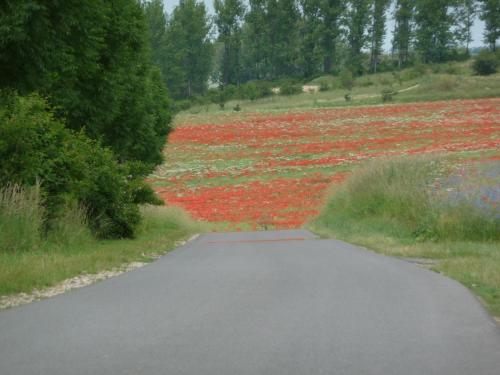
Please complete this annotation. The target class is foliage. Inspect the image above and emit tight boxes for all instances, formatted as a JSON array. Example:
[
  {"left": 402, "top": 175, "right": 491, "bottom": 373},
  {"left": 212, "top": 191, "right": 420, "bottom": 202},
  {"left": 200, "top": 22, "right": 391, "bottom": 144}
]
[
  {"left": 280, "top": 82, "right": 302, "bottom": 96},
  {"left": 472, "top": 50, "right": 499, "bottom": 75},
  {"left": 392, "top": 0, "right": 414, "bottom": 67},
  {"left": 414, "top": 1, "right": 456, "bottom": 63},
  {"left": 160, "top": 0, "right": 213, "bottom": 99},
  {"left": 340, "top": 69, "right": 355, "bottom": 90},
  {"left": 380, "top": 88, "right": 396, "bottom": 102},
  {"left": 0, "top": 93, "right": 156, "bottom": 238},
  {"left": 454, "top": 0, "right": 477, "bottom": 53},
  {"left": 241, "top": 0, "right": 300, "bottom": 80},
  {"left": 0, "top": 0, "right": 172, "bottom": 167},
  {"left": 346, "top": 0, "right": 371, "bottom": 75},
  {"left": 369, "top": 0, "right": 391, "bottom": 73},
  {"left": 479, "top": 0, "right": 500, "bottom": 51},
  {"left": 214, "top": 0, "right": 246, "bottom": 86}
]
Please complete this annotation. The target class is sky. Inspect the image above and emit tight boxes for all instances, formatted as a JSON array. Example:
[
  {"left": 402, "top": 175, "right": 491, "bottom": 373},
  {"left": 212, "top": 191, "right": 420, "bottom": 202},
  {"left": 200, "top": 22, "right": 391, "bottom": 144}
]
[{"left": 162, "top": 0, "right": 486, "bottom": 51}]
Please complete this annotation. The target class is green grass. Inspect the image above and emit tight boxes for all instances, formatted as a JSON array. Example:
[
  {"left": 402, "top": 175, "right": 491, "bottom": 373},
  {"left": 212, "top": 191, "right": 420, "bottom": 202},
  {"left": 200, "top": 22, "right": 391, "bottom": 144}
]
[
  {"left": 184, "top": 60, "right": 500, "bottom": 115},
  {"left": 0, "top": 205, "right": 203, "bottom": 297},
  {"left": 308, "top": 155, "right": 500, "bottom": 317}
]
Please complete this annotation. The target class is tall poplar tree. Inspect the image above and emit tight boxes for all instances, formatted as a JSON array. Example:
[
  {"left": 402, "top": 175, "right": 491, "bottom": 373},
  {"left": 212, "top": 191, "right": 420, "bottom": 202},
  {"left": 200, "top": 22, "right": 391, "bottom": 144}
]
[
  {"left": 268, "top": 0, "right": 301, "bottom": 77},
  {"left": 242, "top": 0, "right": 300, "bottom": 79},
  {"left": 164, "top": 0, "right": 213, "bottom": 98},
  {"left": 142, "top": 0, "right": 168, "bottom": 69},
  {"left": 454, "top": 0, "right": 477, "bottom": 54},
  {"left": 346, "top": 0, "right": 371, "bottom": 74},
  {"left": 479, "top": 0, "right": 500, "bottom": 51},
  {"left": 214, "top": 0, "right": 246, "bottom": 86},
  {"left": 414, "top": 0, "right": 456, "bottom": 62},
  {"left": 298, "top": 0, "right": 322, "bottom": 77},
  {"left": 241, "top": 0, "right": 269, "bottom": 79},
  {"left": 392, "top": 0, "right": 414, "bottom": 67},
  {"left": 369, "top": 0, "right": 391, "bottom": 73},
  {"left": 318, "top": 0, "right": 346, "bottom": 74}
]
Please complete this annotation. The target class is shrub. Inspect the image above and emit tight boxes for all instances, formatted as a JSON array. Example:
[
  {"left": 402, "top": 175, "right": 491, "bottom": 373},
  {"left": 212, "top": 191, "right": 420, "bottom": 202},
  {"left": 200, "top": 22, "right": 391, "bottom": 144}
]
[
  {"left": 472, "top": 51, "right": 498, "bottom": 76},
  {"left": 280, "top": 82, "right": 302, "bottom": 96},
  {"left": 319, "top": 82, "right": 329, "bottom": 92},
  {"left": 340, "top": 69, "right": 355, "bottom": 90},
  {"left": 239, "top": 81, "right": 273, "bottom": 101},
  {"left": 0, "top": 92, "right": 151, "bottom": 238},
  {"left": 381, "top": 88, "right": 396, "bottom": 102}
]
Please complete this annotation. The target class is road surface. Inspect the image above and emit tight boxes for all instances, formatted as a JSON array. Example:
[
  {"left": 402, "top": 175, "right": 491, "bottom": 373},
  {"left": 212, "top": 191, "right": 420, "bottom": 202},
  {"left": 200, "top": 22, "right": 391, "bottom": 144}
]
[{"left": 1, "top": 230, "right": 499, "bottom": 374}]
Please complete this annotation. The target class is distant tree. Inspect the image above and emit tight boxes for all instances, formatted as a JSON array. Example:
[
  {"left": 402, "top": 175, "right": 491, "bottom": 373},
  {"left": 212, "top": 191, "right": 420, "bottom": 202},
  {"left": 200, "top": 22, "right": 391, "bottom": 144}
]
[
  {"left": 242, "top": 0, "right": 300, "bottom": 79},
  {"left": 318, "top": 0, "right": 346, "bottom": 74},
  {"left": 392, "top": 0, "right": 414, "bottom": 67},
  {"left": 268, "top": 0, "right": 301, "bottom": 77},
  {"left": 454, "top": 0, "right": 477, "bottom": 54},
  {"left": 414, "top": 0, "right": 456, "bottom": 63},
  {"left": 214, "top": 0, "right": 246, "bottom": 86},
  {"left": 346, "top": 0, "right": 372, "bottom": 75},
  {"left": 164, "top": 0, "right": 213, "bottom": 98},
  {"left": 298, "top": 0, "right": 322, "bottom": 77},
  {"left": 479, "top": 0, "right": 500, "bottom": 51},
  {"left": 241, "top": 0, "right": 269, "bottom": 80},
  {"left": 142, "top": 0, "right": 168, "bottom": 68},
  {"left": 369, "top": 0, "right": 391, "bottom": 73}
]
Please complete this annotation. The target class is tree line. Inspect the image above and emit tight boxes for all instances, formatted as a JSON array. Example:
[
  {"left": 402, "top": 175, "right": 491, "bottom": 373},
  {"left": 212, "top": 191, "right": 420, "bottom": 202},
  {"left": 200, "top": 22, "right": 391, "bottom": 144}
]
[{"left": 143, "top": 0, "right": 499, "bottom": 99}]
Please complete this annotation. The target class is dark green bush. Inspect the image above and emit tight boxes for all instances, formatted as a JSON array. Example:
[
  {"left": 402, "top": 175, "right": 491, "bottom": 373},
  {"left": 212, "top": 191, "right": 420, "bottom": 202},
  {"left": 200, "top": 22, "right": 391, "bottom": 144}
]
[
  {"left": 280, "top": 82, "right": 302, "bottom": 96},
  {"left": 340, "top": 69, "right": 355, "bottom": 90},
  {"left": 239, "top": 81, "right": 273, "bottom": 100},
  {"left": 472, "top": 51, "right": 498, "bottom": 76},
  {"left": 0, "top": 92, "right": 153, "bottom": 238},
  {"left": 381, "top": 88, "right": 396, "bottom": 102}
]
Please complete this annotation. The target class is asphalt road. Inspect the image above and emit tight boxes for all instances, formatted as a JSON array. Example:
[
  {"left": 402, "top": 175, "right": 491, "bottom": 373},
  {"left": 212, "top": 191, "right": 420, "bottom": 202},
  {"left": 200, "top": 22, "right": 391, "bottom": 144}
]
[{"left": 1, "top": 230, "right": 499, "bottom": 375}]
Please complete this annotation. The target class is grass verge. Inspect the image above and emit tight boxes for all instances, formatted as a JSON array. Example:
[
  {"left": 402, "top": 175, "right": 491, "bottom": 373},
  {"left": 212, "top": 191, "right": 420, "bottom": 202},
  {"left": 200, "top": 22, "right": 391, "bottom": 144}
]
[
  {"left": 308, "top": 155, "right": 500, "bottom": 318},
  {"left": 0, "top": 205, "right": 203, "bottom": 297}
]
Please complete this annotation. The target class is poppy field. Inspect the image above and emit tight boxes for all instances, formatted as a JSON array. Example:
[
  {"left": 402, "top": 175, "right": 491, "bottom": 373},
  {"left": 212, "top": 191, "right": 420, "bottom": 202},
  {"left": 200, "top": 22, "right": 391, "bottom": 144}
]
[{"left": 151, "top": 98, "right": 500, "bottom": 230}]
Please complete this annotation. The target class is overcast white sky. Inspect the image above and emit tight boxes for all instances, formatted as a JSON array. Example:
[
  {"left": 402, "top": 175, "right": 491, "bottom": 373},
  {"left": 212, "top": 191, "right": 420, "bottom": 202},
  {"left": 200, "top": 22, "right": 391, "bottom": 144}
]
[{"left": 162, "top": 0, "right": 486, "bottom": 50}]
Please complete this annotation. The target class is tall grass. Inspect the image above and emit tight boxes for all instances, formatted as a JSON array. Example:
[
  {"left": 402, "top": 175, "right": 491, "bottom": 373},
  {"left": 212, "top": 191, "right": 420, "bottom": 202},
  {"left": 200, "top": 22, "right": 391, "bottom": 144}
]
[
  {"left": 0, "top": 184, "right": 92, "bottom": 253},
  {"left": 0, "top": 184, "right": 44, "bottom": 252},
  {"left": 314, "top": 156, "right": 499, "bottom": 242}
]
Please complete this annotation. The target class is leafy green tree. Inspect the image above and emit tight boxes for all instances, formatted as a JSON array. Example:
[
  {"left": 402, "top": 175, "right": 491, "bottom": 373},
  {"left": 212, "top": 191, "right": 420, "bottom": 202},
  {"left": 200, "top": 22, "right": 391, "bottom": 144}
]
[
  {"left": 454, "top": 0, "right": 477, "bottom": 54},
  {"left": 242, "top": 0, "right": 300, "bottom": 79},
  {"left": 142, "top": 0, "right": 168, "bottom": 68},
  {"left": 241, "top": 0, "right": 270, "bottom": 80},
  {"left": 214, "top": 0, "right": 246, "bottom": 86},
  {"left": 318, "top": 0, "right": 346, "bottom": 74},
  {"left": 392, "top": 0, "right": 414, "bottom": 67},
  {"left": 0, "top": 0, "right": 172, "bottom": 168},
  {"left": 164, "top": 0, "right": 213, "bottom": 98},
  {"left": 479, "top": 0, "right": 500, "bottom": 51},
  {"left": 267, "top": 0, "right": 301, "bottom": 77},
  {"left": 346, "top": 0, "right": 372, "bottom": 75},
  {"left": 298, "top": 0, "right": 323, "bottom": 77},
  {"left": 414, "top": 0, "right": 456, "bottom": 62},
  {"left": 369, "top": 0, "right": 391, "bottom": 73}
]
